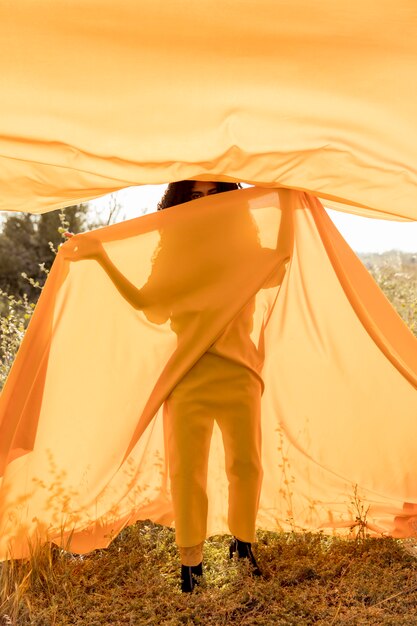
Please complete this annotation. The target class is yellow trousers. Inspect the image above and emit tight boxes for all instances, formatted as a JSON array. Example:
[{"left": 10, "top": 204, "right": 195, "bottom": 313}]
[{"left": 163, "top": 353, "right": 263, "bottom": 565}]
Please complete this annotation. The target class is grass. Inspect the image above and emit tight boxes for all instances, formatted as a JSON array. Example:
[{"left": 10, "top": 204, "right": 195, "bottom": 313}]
[{"left": 1, "top": 522, "right": 417, "bottom": 625}]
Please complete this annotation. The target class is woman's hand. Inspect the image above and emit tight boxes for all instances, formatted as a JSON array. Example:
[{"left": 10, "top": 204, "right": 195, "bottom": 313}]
[
  {"left": 62, "top": 231, "right": 144, "bottom": 310},
  {"left": 61, "top": 232, "right": 104, "bottom": 262}
]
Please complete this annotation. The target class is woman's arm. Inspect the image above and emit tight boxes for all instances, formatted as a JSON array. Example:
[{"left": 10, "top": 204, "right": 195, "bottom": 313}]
[{"left": 62, "top": 234, "right": 144, "bottom": 310}]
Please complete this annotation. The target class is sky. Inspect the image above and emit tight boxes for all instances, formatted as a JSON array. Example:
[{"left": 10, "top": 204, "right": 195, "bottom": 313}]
[{"left": 90, "top": 185, "right": 417, "bottom": 254}]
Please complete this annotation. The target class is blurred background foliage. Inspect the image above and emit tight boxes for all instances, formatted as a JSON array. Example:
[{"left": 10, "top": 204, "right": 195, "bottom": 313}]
[
  {"left": 0, "top": 205, "right": 88, "bottom": 305},
  {"left": 361, "top": 251, "right": 417, "bottom": 336},
  {"left": 0, "top": 203, "right": 88, "bottom": 387}
]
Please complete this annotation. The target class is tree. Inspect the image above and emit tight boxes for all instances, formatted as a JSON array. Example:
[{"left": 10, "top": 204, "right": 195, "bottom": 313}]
[{"left": 0, "top": 204, "right": 88, "bottom": 304}]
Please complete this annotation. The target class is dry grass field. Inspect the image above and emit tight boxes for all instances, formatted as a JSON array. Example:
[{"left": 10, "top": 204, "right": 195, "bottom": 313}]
[{"left": 2, "top": 523, "right": 417, "bottom": 625}]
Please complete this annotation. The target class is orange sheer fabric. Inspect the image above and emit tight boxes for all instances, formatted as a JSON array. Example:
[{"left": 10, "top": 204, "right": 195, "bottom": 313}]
[
  {"left": 1, "top": 0, "right": 417, "bottom": 219},
  {"left": 1, "top": 0, "right": 417, "bottom": 561},
  {"left": 0, "top": 187, "right": 416, "bottom": 560}
]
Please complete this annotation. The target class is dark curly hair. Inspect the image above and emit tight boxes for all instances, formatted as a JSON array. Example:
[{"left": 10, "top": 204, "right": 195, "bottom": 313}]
[{"left": 157, "top": 181, "right": 241, "bottom": 210}]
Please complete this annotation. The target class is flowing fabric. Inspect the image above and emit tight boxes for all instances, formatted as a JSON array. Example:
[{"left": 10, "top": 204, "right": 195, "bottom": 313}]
[
  {"left": 1, "top": 0, "right": 417, "bottom": 219},
  {"left": 1, "top": 0, "right": 417, "bottom": 560},
  {"left": 0, "top": 186, "right": 416, "bottom": 560}
]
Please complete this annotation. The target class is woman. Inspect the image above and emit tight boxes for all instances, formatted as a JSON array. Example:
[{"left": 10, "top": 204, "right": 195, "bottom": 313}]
[
  {"left": 157, "top": 181, "right": 263, "bottom": 592},
  {"left": 66, "top": 180, "right": 265, "bottom": 592}
]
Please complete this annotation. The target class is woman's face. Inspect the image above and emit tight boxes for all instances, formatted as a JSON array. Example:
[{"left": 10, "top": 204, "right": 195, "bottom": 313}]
[{"left": 189, "top": 181, "right": 219, "bottom": 201}]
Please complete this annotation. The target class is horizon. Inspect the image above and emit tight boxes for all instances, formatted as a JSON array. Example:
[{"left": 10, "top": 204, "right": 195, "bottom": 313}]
[
  {"left": 0, "top": 184, "right": 416, "bottom": 254},
  {"left": 90, "top": 185, "right": 417, "bottom": 255}
]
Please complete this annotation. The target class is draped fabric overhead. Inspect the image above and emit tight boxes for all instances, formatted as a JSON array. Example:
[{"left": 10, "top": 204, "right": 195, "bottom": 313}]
[
  {"left": 1, "top": 0, "right": 417, "bottom": 219},
  {"left": 0, "top": 187, "right": 417, "bottom": 560}
]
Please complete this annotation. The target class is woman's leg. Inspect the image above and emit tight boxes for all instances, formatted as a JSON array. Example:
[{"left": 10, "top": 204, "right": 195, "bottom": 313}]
[
  {"left": 215, "top": 368, "right": 263, "bottom": 543},
  {"left": 163, "top": 386, "right": 214, "bottom": 560},
  {"left": 178, "top": 542, "right": 205, "bottom": 567}
]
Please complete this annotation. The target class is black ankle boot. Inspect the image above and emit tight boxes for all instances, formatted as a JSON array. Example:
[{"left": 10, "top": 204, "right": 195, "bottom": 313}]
[
  {"left": 229, "top": 537, "right": 262, "bottom": 576},
  {"left": 181, "top": 562, "right": 203, "bottom": 593}
]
